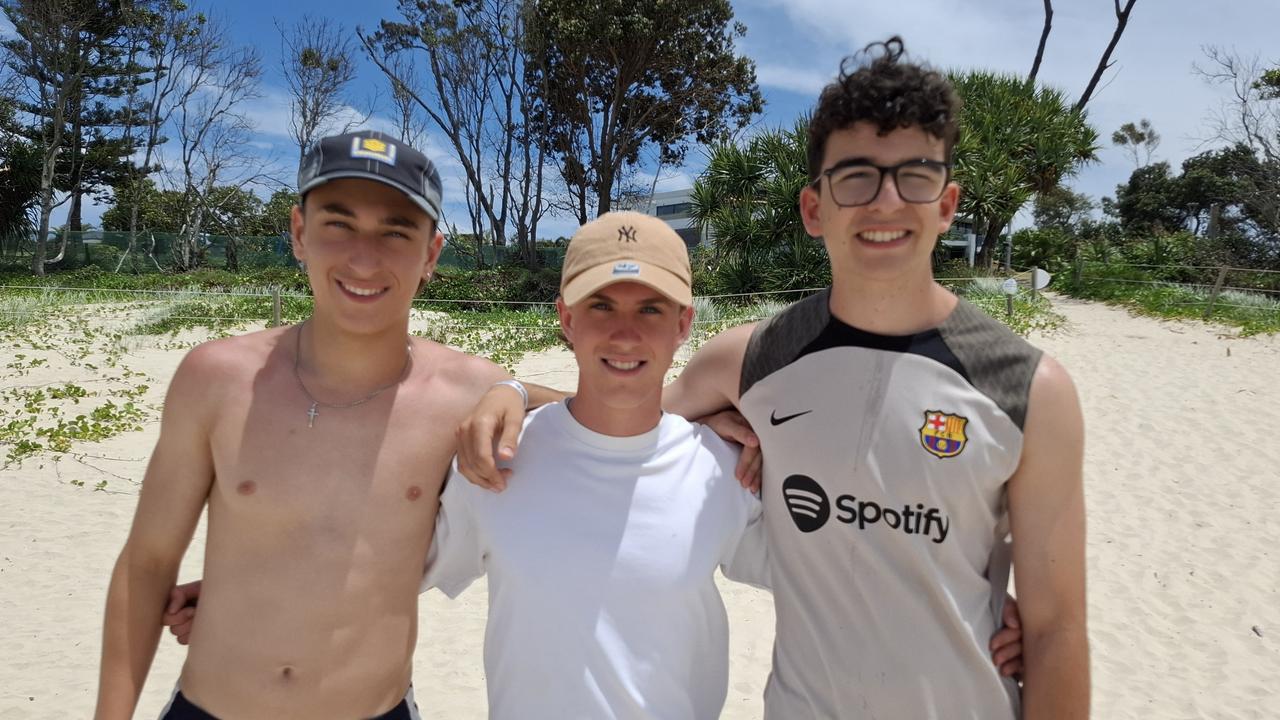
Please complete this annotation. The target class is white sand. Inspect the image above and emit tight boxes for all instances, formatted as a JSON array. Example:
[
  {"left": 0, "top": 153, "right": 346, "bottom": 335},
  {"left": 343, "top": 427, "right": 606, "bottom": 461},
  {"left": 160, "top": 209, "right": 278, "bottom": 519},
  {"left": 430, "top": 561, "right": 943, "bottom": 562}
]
[{"left": 1, "top": 296, "right": 1277, "bottom": 718}]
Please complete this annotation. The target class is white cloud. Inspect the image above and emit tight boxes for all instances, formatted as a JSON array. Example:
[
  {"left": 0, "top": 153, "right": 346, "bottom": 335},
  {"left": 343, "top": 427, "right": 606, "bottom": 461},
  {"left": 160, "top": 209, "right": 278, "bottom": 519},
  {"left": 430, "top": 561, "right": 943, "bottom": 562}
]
[
  {"left": 755, "top": 63, "right": 832, "bottom": 96},
  {"left": 737, "top": 0, "right": 1280, "bottom": 206}
]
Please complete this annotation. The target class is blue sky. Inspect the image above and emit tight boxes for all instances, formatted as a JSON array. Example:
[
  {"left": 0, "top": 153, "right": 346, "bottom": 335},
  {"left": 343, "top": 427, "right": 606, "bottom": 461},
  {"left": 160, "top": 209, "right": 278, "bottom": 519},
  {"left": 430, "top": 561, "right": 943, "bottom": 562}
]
[{"left": 4, "top": 0, "right": 1279, "bottom": 237}]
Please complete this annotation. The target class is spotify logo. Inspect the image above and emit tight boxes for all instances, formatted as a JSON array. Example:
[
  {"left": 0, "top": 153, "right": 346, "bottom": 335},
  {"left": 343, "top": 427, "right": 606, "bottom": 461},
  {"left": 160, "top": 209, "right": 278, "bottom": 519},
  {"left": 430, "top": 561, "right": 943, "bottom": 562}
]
[{"left": 782, "top": 474, "right": 830, "bottom": 533}]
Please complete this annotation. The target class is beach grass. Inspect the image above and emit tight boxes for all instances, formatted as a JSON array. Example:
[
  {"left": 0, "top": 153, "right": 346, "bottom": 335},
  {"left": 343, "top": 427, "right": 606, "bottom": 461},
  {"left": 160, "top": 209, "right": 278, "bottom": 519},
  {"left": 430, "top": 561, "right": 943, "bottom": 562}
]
[{"left": 1063, "top": 271, "right": 1280, "bottom": 336}]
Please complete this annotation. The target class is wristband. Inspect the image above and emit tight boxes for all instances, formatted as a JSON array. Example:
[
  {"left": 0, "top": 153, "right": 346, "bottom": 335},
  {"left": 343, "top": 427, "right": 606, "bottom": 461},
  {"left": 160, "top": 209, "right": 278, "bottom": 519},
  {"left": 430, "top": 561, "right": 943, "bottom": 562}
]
[{"left": 492, "top": 379, "right": 529, "bottom": 410}]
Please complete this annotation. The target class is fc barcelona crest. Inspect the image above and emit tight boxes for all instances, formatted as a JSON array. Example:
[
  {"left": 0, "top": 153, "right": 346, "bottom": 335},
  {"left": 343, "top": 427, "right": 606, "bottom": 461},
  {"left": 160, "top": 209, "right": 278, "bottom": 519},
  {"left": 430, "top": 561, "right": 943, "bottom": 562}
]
[{"left": 920, "top": 410, "right": 968, "bottom": 459}]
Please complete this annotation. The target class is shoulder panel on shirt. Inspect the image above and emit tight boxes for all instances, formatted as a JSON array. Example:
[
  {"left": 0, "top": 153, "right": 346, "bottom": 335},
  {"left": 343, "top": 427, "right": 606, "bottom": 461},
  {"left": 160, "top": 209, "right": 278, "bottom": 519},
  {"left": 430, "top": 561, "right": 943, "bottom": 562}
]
[
  {"left": 937, "top": 297, "right": 1043, "bottom": 430},
  {"left": 739, "top": 289, "right": 832, "bottom": 399}
]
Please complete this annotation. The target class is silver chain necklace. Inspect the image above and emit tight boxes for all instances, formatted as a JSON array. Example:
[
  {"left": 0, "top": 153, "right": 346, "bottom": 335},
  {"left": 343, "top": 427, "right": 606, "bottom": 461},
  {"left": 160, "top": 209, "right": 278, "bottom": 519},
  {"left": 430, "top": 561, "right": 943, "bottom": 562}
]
[{"left": 293, "top": 322, "right": 413, "bottom": 428}]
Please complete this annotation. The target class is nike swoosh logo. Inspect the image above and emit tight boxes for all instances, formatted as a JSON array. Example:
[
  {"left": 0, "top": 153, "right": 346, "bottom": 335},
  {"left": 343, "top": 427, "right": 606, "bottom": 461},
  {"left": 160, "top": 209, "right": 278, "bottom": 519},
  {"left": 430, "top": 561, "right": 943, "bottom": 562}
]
[{"left": 770, "top": 410, "right": 813, "bottom": 426}]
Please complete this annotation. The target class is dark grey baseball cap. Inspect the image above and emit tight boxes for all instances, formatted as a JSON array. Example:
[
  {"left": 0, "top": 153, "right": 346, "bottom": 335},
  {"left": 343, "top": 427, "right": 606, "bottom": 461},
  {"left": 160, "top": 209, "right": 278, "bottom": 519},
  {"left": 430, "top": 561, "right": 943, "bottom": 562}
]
[{"left": 297, "top": 131, "right": 443, "bottom": 223}]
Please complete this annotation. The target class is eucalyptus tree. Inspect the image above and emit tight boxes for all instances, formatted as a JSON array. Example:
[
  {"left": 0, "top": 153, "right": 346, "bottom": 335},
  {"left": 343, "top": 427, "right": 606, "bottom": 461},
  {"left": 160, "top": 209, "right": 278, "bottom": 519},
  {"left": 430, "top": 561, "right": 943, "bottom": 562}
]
[
  {"left": 1195, "top": 47, "right": 1280, "bottom": 243},
  {"left": 526, "top": 0, "right": 762, "bottom": 223},
  {"left": 164, "top": 15, "right": 263, "bottom": 271},
  {"left": 102, "top": 1, "right": 214, "bottom": 271},
  {"left": 278, "top": 16, "right": 362, "bottom": 161},
  {"left": 364, "top": 0, "right": 548, "bottom": 267},
  {"left": 1112, "top": 119, "right": 1160, "bottom": 169}
]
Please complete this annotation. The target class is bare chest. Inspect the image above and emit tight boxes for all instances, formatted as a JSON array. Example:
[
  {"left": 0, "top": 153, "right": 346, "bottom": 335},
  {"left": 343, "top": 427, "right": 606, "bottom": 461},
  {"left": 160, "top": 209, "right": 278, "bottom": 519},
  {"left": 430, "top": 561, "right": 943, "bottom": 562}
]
[{"left": 205, "top": 373, "right": 464, "bottom": 541}]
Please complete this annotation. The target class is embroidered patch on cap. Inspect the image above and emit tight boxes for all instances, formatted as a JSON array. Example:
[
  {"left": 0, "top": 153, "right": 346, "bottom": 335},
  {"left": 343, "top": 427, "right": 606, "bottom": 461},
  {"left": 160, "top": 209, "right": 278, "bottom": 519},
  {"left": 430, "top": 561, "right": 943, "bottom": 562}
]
[
  {"left": 612, "top": 261, "right": 641, "bottom": 276},
  {"left": 350, "top": 137, "right": 397, "bottom": 165}
]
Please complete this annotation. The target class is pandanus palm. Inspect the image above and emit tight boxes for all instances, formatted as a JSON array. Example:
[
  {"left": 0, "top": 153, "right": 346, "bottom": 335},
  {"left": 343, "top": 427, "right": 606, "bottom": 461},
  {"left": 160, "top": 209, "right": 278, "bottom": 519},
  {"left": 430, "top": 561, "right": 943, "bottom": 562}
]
[
  {"left": 949, "top": 71, "right": 1099, "bottom": 266},
  {"left": 691, "top": 118, "right": 828, "bottom": 296}
]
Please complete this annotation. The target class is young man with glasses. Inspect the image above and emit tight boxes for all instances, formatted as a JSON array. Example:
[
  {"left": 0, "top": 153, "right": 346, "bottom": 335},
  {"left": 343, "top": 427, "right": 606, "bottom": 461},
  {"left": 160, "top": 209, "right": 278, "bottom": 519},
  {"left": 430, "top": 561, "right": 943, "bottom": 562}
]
[{"left": 459, "top": 37, "right": 1088, "bottom": 718}]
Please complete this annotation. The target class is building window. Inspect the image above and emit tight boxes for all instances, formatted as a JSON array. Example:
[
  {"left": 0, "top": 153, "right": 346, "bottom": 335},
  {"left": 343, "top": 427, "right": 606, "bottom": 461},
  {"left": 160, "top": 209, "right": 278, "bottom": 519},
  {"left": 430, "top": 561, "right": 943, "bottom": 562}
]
[
  {"left": 676, "top": 227, "right": 701, "bottom": 247},
  {"left": 656, "top": 202, "right": 692, "bottom": 217}
]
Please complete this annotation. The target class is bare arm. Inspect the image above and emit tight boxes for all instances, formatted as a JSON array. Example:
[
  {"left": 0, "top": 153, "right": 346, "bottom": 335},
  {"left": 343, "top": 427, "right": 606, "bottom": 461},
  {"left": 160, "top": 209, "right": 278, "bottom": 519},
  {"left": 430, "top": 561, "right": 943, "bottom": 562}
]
[
  {"left": 456, "top": 321, "right": 755, "bottom": 491},
  {"left": 453, "top": 380, "right": 567, "bottom": 492},
  {"left": 1009, "top": 355, "right": 1090, "bottom": 719},
  {"left": 662, "top": 321, "right": 754, "bottom": 420},
  {"left": 95, "top": 349, "right": 219, "bottom": 719}
]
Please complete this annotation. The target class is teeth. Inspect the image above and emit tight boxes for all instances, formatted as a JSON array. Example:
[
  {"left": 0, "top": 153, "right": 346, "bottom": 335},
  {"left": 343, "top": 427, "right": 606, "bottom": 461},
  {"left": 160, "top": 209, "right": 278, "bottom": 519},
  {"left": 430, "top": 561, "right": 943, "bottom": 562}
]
[
  {"left": 340, "top": 281, "right": 384, "bottom": 297},
  {"left": 861, "top": 230, "right": 909, "bottom": 243},
  {"left": 606, "top": 359, "right": 641, "bottom": 370}
]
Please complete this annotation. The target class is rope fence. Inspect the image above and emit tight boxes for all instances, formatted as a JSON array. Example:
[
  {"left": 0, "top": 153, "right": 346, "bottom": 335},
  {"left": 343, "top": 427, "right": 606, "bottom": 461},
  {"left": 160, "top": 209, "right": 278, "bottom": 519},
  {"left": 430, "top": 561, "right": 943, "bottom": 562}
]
[{"left": 4, "top": 262, "right": 1276, "bottom": 337}]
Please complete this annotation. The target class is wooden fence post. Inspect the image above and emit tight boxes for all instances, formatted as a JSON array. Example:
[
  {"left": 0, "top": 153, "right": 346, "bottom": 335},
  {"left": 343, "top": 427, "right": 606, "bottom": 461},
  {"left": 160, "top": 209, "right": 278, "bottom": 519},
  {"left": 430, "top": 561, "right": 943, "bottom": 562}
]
[
  {"left": 1203, "top": 267, "right": 1229, "bottom": 319},
  {"left": 272, "top": 287, "right": 282, "bottom": 327}
]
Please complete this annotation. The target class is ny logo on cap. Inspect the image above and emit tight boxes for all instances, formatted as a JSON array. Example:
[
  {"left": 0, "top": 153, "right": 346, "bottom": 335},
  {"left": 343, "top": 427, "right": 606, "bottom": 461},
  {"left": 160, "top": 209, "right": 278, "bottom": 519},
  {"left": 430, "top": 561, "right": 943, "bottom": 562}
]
[{"left": 618, "top": 225, "right": 637, "bottom": 243}]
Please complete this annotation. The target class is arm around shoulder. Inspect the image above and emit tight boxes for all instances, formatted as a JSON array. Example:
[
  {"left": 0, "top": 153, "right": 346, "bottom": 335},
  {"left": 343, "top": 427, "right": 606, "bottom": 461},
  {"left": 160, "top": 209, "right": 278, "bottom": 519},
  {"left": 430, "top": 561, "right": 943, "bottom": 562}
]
[
  {"left": 95, "top": 344, "right": 223, "bottom": 719},
  {"left": 663, "top": 321, "right": 756, "bottom": 420},
  {"left": 1008, "top": 355, "right": 1090, "bottom": 720}
]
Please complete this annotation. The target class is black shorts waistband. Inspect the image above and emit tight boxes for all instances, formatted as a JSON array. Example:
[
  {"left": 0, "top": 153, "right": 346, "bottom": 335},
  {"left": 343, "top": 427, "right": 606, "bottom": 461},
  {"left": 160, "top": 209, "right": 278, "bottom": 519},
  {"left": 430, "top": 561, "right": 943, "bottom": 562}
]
[{"left": 160, "top": 687, "right": 419, "bottom": 720}]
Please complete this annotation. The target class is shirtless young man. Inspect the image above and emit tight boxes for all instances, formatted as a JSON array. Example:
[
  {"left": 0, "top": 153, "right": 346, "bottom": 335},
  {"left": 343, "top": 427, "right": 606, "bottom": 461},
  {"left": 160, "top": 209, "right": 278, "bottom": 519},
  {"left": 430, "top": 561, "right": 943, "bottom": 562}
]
[
  {"left": 458, "top": 38, "right": 1089, "bottom": 718},
  {"left": 95, "top": 131, "right": 509, "bottom": 719},
  {"left": 158, "top": 209, "right": 1027, "bottom": 716}
]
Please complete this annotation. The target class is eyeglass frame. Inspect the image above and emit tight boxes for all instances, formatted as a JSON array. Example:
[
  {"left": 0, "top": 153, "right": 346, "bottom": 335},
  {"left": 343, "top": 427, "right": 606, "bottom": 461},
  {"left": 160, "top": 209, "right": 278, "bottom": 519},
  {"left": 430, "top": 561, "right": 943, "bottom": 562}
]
[{"left": 811, "top": 158, "right": 954, "bottom": 207}]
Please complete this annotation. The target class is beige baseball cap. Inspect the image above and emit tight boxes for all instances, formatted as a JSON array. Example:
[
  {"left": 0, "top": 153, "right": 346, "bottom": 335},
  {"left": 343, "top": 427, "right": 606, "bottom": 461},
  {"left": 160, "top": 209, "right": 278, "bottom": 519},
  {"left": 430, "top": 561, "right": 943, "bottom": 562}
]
[{"left": 560, "top": 211, "right": 693, "bottom": 306}]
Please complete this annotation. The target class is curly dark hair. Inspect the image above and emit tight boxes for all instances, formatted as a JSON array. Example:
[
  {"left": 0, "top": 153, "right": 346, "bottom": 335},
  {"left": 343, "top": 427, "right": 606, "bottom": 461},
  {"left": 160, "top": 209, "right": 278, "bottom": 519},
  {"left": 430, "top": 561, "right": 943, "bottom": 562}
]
[{"left": 806, "top": 37, "right": 961, "bottom": 182}]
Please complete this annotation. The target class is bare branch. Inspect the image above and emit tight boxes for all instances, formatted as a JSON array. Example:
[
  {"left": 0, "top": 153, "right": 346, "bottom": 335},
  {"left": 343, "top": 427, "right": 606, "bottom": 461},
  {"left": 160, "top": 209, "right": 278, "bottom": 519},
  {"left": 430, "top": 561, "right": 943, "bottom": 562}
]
[
  {"left": 277, "top": 15, "right": 359, "bottom": 161},
  {"left": 1076, "top": 0, "right": 1138, "bottom": 110},
  {"left": 1027, "top": 0, "right": 1053, "bottom": 86}
]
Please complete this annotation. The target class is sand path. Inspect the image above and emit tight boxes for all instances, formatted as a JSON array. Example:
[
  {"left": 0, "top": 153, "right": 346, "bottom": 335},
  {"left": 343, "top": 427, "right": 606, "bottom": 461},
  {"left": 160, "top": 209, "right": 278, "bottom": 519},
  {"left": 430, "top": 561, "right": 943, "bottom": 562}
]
[{"left": 0, "top": 296, "right": 1276, "bottom": 718}]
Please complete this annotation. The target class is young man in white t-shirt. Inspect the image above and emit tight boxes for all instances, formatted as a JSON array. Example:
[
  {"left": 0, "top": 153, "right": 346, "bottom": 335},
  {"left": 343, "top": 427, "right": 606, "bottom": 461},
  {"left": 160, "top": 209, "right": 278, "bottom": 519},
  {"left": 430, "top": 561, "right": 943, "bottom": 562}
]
[
  {"left": 159, "top": 210, "right": 1025, "bottom": 716},
  {"left": 423, "top": 211, "right": 769, "bottom": 718}
]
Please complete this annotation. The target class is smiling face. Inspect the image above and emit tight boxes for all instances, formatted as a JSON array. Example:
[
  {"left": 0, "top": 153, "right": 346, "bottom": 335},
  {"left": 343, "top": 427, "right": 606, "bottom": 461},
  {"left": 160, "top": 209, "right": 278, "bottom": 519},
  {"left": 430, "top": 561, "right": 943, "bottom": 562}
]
[
  {"left": 291, "top": 178, "right": 442, "bottom": 336},
  {"left": 557, "top": 281, "right": 693, "bottom": 436},
  {"left": 800, "top": 122, "right": 959, "bottom": 284}
]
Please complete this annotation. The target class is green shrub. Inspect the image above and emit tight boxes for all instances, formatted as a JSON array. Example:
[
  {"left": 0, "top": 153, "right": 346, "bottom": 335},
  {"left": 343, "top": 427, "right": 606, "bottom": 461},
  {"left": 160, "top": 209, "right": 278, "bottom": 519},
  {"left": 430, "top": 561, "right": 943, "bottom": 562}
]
[{"left": 1010, "top": 227, "right": 1074, "bottom": 275}]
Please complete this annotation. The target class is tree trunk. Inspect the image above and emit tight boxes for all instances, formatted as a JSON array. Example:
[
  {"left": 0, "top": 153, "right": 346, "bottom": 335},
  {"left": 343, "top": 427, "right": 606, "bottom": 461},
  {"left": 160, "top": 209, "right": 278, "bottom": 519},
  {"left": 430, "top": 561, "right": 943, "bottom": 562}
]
[
  {"left": 118, "top": 202, "right": 141, "bottom": 273},
  {"left": 32, "top": 187, "right": 55, "bottom": 277},
  {"left": 978, "top": 218, "right": 1010, "bottom": 269},
  {"left": 68, "top": 192, "right": 83, "bottom": 233},
  {"left": 595, "top": 161, "right": 615, "bottom": 218},
  {"left": 1076, "top": 0, "right": 1139, "bottom": 110},
  {"left": 1027, "top": 0, "right": 1053, "bottom": 86}
]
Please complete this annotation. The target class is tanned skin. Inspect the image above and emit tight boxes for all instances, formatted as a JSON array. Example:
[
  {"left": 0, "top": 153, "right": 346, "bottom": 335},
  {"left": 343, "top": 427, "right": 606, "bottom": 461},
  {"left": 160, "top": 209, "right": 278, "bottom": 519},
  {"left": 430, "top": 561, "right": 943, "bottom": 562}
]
[{"left": 95, "top": 179, "right": 507, "bottom": 719}]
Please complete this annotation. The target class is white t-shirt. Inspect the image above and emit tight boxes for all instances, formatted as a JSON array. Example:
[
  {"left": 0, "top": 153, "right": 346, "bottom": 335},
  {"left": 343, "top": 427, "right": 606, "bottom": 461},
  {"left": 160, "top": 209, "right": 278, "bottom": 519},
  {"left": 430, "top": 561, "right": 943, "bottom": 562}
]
[{"left": 423, "top": 401, "right": 768, "bottom": 719}]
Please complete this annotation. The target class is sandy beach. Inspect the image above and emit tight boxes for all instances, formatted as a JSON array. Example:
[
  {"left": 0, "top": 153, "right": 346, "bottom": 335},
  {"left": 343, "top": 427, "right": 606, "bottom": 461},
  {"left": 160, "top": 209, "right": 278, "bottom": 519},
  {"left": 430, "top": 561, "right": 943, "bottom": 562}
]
[{"left": 1, "top": 295, "right": 1277, "bottom": 719}]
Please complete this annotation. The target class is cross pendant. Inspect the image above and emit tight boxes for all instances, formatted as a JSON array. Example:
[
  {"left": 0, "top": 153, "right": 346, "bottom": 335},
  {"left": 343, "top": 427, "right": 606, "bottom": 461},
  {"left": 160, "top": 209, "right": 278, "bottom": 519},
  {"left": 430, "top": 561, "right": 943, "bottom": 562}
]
[{"left": 306, "top": 402, "right": 319, "bottom": 428}]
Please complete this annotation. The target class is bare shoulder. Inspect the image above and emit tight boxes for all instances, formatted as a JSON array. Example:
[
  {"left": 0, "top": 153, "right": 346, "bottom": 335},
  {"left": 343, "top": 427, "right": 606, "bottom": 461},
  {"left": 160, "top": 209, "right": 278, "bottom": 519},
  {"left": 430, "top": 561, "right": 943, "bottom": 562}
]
[
  {"left": 1028, "top": 353, "right": 1082, "bottom": 416},
  {"left": 410, "top": 336, "right": 508, "bottom": 399},
  {"left": 168, "top": 326, "right": 291, "bottom": 401},
  {"left": 1018, "top": 352, "right": 1084, "bottom": 471},
  {"left": 666, "top": 320, "right": 758, "bottom": 417},
  {"left": 699, "top": 320, "right": 757, "bottom": 359}
]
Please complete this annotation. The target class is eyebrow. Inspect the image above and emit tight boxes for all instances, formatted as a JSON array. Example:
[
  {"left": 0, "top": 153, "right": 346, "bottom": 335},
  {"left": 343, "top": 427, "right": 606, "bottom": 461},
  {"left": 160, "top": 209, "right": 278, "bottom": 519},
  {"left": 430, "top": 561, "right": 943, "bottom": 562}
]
[
  {"left": 826, "top": 156, "right": 944, "bottom": 172},
  {"left": 319, "top": 202, "right": 356, "bottom": 217},
  {"left": 318, "top": 202, "right": 420, "bottom": 230},
  {"left": 589, "top": 292, "right": 675, "bottom": 307}
]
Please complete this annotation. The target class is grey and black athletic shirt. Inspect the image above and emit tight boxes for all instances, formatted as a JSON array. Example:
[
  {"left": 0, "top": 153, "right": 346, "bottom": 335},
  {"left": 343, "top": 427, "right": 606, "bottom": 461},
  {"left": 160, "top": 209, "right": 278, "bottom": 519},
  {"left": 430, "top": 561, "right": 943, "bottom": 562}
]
[{"left": 738, "top": 289, "right": 1042, "bottom": 720}]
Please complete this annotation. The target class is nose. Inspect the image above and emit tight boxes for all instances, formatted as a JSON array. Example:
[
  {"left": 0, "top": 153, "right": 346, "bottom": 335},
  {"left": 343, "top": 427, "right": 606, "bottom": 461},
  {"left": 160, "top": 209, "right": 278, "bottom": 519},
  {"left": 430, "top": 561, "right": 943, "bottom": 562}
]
[
  {"left": 345, "top": 233, "right": 381, "bottom": 272},
  {"left": 867, "top": 172, "right": 907, "bottom": 210},
  {"left": 608, "top": 314, "right": 643, "bottom": 343}
]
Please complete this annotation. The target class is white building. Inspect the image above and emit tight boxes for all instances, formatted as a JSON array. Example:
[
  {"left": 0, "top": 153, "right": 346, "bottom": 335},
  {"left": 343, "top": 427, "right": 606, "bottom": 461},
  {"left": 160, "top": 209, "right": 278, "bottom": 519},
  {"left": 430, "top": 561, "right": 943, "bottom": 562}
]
[{"left": 635, "top": 188, "right": 704, "bottom": 248}]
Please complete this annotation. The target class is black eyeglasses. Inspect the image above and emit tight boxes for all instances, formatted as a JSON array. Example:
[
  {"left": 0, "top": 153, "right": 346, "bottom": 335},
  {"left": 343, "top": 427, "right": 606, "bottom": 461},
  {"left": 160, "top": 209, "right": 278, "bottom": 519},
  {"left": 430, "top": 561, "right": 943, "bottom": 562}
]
[{"left": 814, "top": 159, "right": 952, "bottom": 207}]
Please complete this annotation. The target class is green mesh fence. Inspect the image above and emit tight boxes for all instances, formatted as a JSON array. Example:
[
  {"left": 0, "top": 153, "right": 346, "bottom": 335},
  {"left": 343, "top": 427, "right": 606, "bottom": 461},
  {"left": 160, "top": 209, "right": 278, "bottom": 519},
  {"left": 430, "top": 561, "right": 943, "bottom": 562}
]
[{"left": 0, "top": 231, "right": 565, "bottom": 273}]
